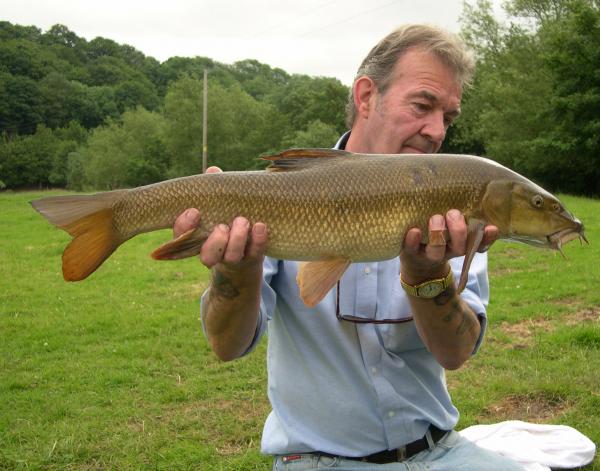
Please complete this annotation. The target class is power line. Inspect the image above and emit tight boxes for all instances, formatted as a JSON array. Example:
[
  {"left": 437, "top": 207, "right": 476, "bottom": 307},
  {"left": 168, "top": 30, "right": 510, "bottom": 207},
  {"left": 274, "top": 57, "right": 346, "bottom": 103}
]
[
  {"left": 248, "top": 0, "right": 342, "bottom": 38},
  {"left": 298, "top": 0, "right": 400, "bottom": 37}
]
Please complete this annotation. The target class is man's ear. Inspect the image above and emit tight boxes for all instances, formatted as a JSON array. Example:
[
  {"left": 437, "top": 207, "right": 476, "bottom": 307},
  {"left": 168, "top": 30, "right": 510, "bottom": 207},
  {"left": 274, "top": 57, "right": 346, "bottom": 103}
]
[{"left": 353, "top": 76, "right": 377, "bottom": 120}]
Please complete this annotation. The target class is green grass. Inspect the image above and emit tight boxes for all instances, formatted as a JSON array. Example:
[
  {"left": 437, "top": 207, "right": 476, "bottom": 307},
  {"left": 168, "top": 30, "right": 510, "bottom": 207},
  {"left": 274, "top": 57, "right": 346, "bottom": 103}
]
[{"left": 1, "top": 191, "right": 598, "bottom": 470}]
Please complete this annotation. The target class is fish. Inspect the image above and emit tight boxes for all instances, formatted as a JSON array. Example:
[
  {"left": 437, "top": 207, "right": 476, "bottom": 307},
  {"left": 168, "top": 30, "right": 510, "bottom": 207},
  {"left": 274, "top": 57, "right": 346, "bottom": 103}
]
[{"left": 31, "top": 148, "right": 587, "bottom": 307}]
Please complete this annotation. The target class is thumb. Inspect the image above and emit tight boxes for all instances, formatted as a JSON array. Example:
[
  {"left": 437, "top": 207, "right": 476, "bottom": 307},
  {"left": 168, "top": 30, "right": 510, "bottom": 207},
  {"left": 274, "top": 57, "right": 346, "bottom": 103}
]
[{"left": 173, "top": 208, "right": 200, "bottom": 238}]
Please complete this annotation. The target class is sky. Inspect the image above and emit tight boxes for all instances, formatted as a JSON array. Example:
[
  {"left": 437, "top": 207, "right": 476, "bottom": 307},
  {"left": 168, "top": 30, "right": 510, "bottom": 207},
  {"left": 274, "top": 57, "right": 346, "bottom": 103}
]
[{"left": 1, "top": 0, "right": 504, "bottom": 86}]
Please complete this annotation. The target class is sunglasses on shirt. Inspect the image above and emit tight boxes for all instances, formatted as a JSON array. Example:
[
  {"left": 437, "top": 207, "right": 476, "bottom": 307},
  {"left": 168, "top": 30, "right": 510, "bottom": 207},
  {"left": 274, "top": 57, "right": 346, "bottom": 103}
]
[{"left": 335, "top": 280, "right": 414, "bottom": 324}]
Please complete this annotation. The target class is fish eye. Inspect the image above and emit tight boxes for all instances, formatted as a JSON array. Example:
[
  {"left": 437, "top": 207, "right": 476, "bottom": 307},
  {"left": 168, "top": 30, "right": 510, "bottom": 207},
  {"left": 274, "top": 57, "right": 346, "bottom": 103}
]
[{"left": 531, "top": 195, "right": 544, "bottom": 208}]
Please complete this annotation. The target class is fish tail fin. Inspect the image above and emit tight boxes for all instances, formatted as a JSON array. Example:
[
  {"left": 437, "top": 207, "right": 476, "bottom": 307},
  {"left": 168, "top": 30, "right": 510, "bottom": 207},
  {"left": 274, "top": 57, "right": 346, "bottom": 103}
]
[{"left": 31, "top": 191, "right": 127, "bottom": 281}]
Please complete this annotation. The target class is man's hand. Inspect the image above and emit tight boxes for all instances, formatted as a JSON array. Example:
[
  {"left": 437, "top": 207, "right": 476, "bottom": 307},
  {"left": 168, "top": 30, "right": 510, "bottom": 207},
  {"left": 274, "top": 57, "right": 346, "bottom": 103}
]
[
  {"left": 401, "top": 209, "right": 499, "bottom": 283},
  {"left": 399, "top": 209, "right": 499, "bottom": 369},
  {"left": 172, "top": 166, "right": 268, "bottom": 361},
  {"left": 172, "top": 166, "right": 268, "bottom": 271}
]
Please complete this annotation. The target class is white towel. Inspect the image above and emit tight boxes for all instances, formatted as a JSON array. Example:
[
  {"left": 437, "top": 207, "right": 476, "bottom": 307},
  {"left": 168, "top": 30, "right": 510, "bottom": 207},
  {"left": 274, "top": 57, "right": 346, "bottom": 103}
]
[{"left": 459, "top": 420, "right": 596, "bottom": 471}]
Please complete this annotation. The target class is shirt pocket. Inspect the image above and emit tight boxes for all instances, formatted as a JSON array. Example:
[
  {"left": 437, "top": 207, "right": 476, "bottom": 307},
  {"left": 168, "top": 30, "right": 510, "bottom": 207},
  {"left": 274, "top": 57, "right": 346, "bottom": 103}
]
[{"left": 378, "top": 283, "right": 426, "bottom": 353}]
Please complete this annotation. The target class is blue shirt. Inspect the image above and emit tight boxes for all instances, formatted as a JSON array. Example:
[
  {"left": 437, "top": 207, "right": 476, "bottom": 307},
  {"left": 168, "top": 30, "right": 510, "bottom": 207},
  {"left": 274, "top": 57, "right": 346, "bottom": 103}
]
[{"left": 201, "top": 133, "right": 490, "bottom": 457}]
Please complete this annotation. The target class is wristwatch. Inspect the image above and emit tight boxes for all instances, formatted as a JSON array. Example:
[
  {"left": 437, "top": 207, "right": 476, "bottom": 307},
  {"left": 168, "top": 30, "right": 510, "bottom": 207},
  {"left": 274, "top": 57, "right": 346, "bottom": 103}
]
[{"left": 400, "top": 268, "right": 454, "bottom": 299}]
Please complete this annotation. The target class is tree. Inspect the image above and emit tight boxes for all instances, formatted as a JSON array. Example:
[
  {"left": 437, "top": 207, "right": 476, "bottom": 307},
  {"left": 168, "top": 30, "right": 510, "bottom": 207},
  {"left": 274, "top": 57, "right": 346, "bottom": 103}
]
[
  {"left": 78, "top": 107, "right": 168, "bottom": 189},
  {"left": 268, "top": 75, "right": 348, "bottom": 135},
  {"left": 459, "top": 0, "right": 600, "bottom": 195},
  {"left": 163, "top": 74, "right": 289, "bottom": 175},
  {"left": 0, "top": 125, "right": 56, "bottom": 187},
  {"left": 536, "top": 0, "right": 600, "bottom": 194},
  {"left": 282, "top": 120, "right": 340, "bottom": 148},
  {"left": 0, "top": 72, "right": 42, "bottom": 136}
]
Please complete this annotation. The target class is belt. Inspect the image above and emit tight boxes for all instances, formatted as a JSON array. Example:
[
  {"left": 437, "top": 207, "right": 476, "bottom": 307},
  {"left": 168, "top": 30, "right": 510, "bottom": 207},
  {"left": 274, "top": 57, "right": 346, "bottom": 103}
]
[{"left": 317, "top": 425, "right": 448, "bottom": 464}]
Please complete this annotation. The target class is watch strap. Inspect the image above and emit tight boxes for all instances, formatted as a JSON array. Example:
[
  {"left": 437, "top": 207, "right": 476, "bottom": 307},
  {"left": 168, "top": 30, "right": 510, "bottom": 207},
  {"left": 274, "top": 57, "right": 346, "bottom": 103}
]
[{"left": 400, "top": 268, "right": 454, "bottom": 298}]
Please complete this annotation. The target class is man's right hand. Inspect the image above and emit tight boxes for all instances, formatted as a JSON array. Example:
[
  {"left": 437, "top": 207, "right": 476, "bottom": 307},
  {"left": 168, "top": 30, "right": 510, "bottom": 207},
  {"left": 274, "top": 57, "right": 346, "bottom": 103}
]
[
  {"left": 172, "top": 166, "right": 268, "bottom": 271},
  {"left": 172, "top": 166, "right": 268, "bottom": 361}
]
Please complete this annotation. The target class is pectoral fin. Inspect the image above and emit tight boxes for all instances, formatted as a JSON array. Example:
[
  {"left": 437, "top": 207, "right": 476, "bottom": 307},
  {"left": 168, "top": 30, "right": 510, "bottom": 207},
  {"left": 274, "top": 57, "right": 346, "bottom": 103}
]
[
  {"left": 296, "top": 258, "right": 351, "bottom": 308},
  {"left": 151, "top": 227, "right": 209, "bottom": 260},
  {"left": 458, "top": 219, "right": 485, "bottom": 293}
]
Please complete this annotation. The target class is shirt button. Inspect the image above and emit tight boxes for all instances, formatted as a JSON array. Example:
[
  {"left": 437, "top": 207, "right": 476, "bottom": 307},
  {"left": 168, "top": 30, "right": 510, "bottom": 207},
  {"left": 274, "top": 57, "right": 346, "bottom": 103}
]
[
  {"left": 364, "top": 266, "right": 371, "bottom": 275},
  {"left": 371, "top": 367, "right": 378, "bottom": 374},
  {"left": 388, "top": 411, "right": 395, "bottom": 418}
]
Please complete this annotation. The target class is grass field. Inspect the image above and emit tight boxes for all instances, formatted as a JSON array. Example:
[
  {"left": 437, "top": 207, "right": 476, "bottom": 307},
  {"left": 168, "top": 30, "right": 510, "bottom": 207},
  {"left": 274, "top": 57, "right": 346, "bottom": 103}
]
[{"left": 1, "top": 190, "right": 598, "bottom": 470}]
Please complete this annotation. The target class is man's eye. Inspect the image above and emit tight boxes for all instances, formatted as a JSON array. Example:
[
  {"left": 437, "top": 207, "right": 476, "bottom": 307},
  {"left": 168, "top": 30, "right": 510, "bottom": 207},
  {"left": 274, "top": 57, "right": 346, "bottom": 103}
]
[{"left": 413, "top": 102, "right": 430, "bottom": 113}]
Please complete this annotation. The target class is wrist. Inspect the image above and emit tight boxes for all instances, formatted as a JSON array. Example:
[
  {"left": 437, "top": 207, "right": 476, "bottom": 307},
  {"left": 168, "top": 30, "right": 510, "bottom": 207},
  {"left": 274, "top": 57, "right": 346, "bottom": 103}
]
[
  {"left": 400, "top": 264, "right": 454, "bottom": 299},
  {"left": 213, "top": 258, "right": 263, "bottom": 278},
  {"left": 400, "top": 262, "right": 451, "bottom": 286}
]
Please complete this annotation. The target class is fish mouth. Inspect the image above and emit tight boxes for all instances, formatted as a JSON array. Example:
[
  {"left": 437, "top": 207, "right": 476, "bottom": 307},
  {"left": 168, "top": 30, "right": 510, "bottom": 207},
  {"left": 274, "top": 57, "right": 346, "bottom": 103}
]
[{"left": 547, "top": 225, "right": 588, "bottom": 253}]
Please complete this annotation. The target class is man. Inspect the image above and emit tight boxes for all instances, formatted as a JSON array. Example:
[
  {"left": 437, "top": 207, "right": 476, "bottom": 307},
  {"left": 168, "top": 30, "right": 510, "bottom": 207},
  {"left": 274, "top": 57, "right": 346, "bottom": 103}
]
[{"left": 175, "top": 24, "right": 525, "bottom": 470}]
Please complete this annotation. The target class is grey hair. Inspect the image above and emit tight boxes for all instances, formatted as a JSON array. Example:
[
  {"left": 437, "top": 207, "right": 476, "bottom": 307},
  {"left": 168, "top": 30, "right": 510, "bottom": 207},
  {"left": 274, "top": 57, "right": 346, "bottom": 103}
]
[{"left": 345, "top": 24, "right": 475, "bottom": 128}]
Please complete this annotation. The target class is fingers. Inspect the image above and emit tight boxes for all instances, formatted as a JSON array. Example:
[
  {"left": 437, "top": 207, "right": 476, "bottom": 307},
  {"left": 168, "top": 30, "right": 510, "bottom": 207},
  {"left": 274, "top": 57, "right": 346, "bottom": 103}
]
[
  {"left": 200, "top": 217, "right": 268, "bottom": 268},
  {"left": 246, "top": 223, "right": 268, "bottom": 260},
  {"left": 425, "top": 214, "right": 447, "bottom": 262},
  {"left": 173, "top": 208, "right": 200, "bottom": 238},
  {"left": 206, "top": 166, "right": 222, "bottom": 174},
  {"left": 401, "top": 211, "right": 468, "bottom": 276},
  {"left": 200, "top": 223, "right": 231, "bottom": 268},
  {"left": 479, "top": 225, "right": 499, "bottom": 253},
  {"left": 403, "top": 227, "right": 423, "bottom": 254},
  {"left": 222, "top": 217, "right": 251, "bottom": 264},
  {"left": 445, "top": 209, "right": 467, "bottom": 257}
]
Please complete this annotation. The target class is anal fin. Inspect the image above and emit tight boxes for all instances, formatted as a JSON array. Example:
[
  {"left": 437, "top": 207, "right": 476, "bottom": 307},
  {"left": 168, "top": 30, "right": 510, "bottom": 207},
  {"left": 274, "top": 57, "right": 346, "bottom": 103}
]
[{"left": 296, "top": 258, "right": 351, "bottom": 308}]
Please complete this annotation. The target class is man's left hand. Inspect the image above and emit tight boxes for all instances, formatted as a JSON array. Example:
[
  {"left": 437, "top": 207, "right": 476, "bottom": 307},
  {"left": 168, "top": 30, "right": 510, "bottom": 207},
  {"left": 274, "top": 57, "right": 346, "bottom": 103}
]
[{"left": 401, "top": 209, "right": 499, "bottom": 283}]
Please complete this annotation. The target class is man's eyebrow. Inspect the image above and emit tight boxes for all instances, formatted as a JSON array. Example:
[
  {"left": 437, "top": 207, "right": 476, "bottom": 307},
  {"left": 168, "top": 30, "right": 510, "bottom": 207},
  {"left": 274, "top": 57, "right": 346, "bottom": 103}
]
[{"left": 411, "top": 90, "right": 461, "bottom": 118}]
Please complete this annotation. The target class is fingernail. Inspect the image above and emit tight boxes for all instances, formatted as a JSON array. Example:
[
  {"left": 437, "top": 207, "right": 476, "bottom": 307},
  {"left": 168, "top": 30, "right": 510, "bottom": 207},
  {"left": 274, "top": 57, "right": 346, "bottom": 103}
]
[
  {"left": 253, "top": 223, "right": 266, "bottom": 235},
  {"left": 431, "top": 214, "right": 445, "bottom": 228},
  {"left": 234, "top": 217, "right": 250, "bottom": 229},
  {"left": 186, "top": 209, "right": 200, "bottom": 225},
  {"left": 447, "top": 209, "right": 461, "bottom": 221},
  {"left": 218, "top": 223, "right": 229, "bottom": 233}
]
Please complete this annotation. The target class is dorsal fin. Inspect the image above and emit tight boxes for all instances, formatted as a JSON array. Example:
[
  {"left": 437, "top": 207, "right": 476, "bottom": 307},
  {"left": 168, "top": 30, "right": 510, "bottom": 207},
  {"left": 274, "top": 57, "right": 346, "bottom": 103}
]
[{"left": 262, "top": 148, "right": 353, "bottom": 172}]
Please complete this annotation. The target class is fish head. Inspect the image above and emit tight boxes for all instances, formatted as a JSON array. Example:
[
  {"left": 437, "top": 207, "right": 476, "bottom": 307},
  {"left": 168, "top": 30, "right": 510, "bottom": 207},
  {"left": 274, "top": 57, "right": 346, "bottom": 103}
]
[{"left": 482, "top": 179, "right": 586, "bottom": 251}]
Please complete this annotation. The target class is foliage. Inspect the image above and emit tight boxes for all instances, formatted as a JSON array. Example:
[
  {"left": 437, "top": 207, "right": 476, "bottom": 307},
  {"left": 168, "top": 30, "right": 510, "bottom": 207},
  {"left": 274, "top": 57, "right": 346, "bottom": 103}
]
[
  {"left": 0, "top": 123, "right": 87, "bottom": 188},
  {"left": 3, "top": 8, "right": 600, "bottom": 195},
  {"left": 0, "top": 21, "right": 349, "bottom": 190},
  {"left": 282, "top": 119, "right": 341, "bottom": 149},
  {"left": 456, "top": 0, "right": 600, "bottom": 195},
  {"left": 78, "top": 107, "right": 167, "bottom": 190}
]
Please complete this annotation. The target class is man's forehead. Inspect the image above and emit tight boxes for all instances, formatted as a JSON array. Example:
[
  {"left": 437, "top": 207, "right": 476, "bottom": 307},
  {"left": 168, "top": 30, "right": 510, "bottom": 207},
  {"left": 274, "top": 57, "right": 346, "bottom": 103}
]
[{"left": 392, "top": 52, "right": 462, "bottom": 89}]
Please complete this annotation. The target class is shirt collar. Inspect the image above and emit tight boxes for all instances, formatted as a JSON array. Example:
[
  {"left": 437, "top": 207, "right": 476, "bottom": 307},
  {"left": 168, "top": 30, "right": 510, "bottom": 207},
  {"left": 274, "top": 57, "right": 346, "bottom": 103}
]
[{"left": 334, "top": 131, "right": 351, "bottom": 150}]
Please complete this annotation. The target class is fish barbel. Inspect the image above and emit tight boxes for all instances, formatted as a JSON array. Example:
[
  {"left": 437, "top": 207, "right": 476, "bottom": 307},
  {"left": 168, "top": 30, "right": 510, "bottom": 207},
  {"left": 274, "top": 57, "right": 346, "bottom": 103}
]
[{"left": 31, "top": 148, "right": 586, "bottom": 307}]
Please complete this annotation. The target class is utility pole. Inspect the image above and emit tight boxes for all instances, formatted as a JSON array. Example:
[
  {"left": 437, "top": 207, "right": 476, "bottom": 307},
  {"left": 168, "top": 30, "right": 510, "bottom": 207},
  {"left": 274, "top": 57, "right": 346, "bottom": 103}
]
[{"left": 202, "top": 69, "right": 208, "bottom": 173}]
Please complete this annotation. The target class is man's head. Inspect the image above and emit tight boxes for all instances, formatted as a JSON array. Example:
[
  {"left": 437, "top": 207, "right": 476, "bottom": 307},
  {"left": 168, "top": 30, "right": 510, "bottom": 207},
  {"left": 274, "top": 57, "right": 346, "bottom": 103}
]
[{"left": 345, "top": 24, "right": 475, "bottom": 155}]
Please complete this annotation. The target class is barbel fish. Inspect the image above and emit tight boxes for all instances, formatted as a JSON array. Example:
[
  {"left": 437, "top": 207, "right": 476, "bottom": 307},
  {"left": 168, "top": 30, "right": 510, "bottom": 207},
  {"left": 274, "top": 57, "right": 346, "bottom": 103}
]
[{"left": 31, "top": 148, "right": 586, "bottom": 307}]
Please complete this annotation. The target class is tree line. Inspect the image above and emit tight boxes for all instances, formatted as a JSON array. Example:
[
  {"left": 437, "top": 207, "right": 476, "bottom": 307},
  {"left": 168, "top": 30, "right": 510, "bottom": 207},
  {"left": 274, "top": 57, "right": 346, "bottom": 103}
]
[
  {"left": 0, "top": 21, "right": 347, "bottom": 190},
  {"left": 1, "top": 0, "right": 599, "bottom": 195}
]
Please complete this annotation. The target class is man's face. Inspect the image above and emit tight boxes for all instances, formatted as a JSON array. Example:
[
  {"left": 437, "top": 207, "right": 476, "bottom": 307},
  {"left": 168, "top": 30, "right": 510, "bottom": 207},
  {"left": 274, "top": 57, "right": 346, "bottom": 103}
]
[{"left": 352, "top": 48, "right": 463, "bottom": 154}]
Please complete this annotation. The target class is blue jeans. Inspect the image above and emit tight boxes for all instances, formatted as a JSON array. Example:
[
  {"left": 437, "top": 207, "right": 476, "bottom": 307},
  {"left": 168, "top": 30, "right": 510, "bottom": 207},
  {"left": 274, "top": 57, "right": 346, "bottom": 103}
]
[{"left": 272, "top": 431, "right": 527, "bottom": 470}]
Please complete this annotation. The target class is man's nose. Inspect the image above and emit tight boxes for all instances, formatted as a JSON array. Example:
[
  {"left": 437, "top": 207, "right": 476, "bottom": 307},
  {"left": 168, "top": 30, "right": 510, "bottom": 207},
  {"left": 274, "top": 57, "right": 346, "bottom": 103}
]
[{"left": 421, "top": 111, "right": 447, "bottom": 147}]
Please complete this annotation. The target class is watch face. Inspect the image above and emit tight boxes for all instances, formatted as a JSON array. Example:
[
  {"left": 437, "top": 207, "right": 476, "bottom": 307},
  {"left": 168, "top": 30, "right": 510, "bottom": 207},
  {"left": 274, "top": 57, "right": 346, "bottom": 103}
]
[{"left": 417, "top": 282, "right": 444, "bottom": 298}]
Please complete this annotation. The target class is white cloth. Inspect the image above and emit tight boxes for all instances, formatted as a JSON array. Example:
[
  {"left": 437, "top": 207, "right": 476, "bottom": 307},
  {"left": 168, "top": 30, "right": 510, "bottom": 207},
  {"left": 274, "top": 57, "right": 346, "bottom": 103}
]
[{"left": 459, "top": 420, "right": 596, "bottom": 471}]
